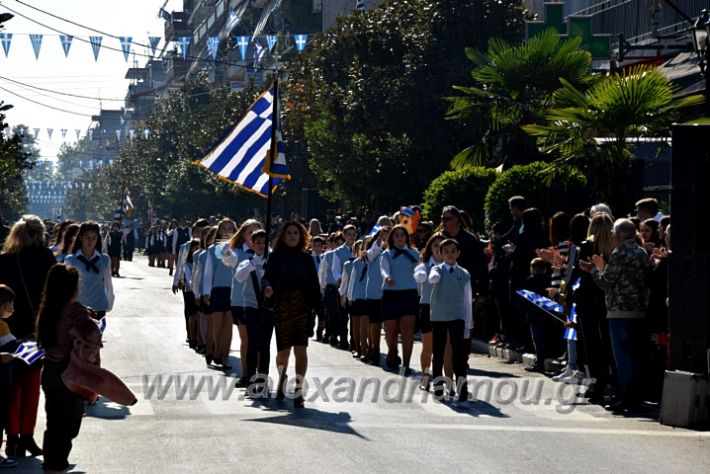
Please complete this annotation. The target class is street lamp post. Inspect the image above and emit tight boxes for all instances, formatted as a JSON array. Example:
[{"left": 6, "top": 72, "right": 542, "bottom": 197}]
[{"left": 691, "top": 9, "right": 710, "bottom": 116}]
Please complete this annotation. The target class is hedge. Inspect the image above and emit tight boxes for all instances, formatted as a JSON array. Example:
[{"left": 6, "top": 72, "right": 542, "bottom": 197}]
[
  {"left": 422, "top": 166, "right": 498, "bottom": 232},
  {"left": 484, "top": 162, "right": 590, "bottom": 229}
]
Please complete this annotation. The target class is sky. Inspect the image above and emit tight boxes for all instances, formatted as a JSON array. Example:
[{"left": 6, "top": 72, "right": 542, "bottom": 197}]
[{"left": 0, "top": 0, "right": 182, "bottom": 162}]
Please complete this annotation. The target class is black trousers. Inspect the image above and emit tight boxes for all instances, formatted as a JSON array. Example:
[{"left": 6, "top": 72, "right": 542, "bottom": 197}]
[
  {"left": 432, "top": 320, "right": 468, "bottom": 392},
  {"left": 324, "top": 285, "right": 340, "bottom": 338},
  {"left": 41, "top": 360, "right": 84, "bottom": 471},
  {"left": 244, "top": 307, "right": 274, "bottom": 382}
]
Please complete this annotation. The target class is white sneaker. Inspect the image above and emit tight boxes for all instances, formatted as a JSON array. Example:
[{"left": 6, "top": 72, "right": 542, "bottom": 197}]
[
  {"left": 560, "top": 370, "right": 586, "bottom": 384},
  {"left": 552, "top": 366, "right": 573, "bottom": 382}
]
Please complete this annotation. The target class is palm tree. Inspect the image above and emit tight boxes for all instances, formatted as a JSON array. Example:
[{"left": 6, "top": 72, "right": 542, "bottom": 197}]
[
  {"left": 446, "top": 28, "right": 593, "bottom": 168},
  {"left": 523, "top": 65, "right": 704, "bottom": 212}
]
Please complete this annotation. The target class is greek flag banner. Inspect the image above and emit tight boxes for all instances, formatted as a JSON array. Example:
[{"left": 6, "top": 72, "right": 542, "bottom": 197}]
[
  {"left": 266, "top": 35, "right": 277, "bottom": 52},
  {"left": 0, "top": 33, "right": 12, "bottom": 57},
  {"left": 29, "top": 34, "right": 43, "bottom": 60},
  {"left": 90, "top": 36, "right": 102, "bottom": 61},
  {"left": 237, "top": 36, "right": 249, "bottom": 61},
  {"left": 367, "top": 223, "right": 381, "bottom": 237},
  {"left": 119, "top": 36, "right": 132, "bottom": 61},
  {"left": 60, "top": 34, "right": 73, "bottom": 57},
  {"left": 148, "top": 36, "right": 161, "bottom": 56},
  {"left": 207, "top": 36, "right": 220, "bottom": 60},
  {"left": 194, "top": 85, "right": 290, "bottom": 198},
  {"left": 294, "top": 34, "right": 307, "bottom": 52},
  {"left": 13, "top": 341, "right": 44, "bottom": 365}
]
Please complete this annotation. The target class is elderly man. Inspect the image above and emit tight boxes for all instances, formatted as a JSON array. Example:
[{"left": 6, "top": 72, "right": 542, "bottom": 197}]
[{"left": 580, "top": 218, "right": 651, "bottom": 413}]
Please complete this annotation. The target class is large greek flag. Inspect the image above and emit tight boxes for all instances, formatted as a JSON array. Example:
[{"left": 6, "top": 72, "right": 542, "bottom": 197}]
[{"left": 195, "top": 85, "right": 289, "bottom": 197}]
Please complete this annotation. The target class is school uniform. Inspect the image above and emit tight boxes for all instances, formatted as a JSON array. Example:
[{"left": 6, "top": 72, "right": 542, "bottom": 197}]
[
  {"left": 428, "top": 262, "right": 472, "bottom": 399},
  {"left": 331, "top": 245, "right": 353, "bottom": 344},
  {"left": 380, "top": 246, "right": 420, "bottom": 319},
  {"left": 348, "top": 259, "right": 368, "bottom": 317},
  {"left": 364, "top": 243, "right": 385, "bottom": 323},
  {"left": 317, "top": 250, "right": 339, "bottom": 341},
  {"left": 227, "top": 244, "right": 254, "bottom": 326},
  {"left": 106, "top": 230, "right": 123, "bottom": 258},
  {"left": 65, "top": 250, "right": 114, "bottom": 316},
  {"left": 172, "top": 226, "right": 192, "bottom": 256},
  {"left": 202, "top": 242, "right": 234, "bottom": 365},
  {"left": 234, "top": 253, "right": 274, "bottom": 384},
  {"left": 413, "top": 257, "right": 438, "bottom": 334}
]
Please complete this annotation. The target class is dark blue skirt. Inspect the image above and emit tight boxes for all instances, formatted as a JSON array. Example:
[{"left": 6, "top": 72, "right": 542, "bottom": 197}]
[{"left": 382, "top": 289, "right": 419, "bottom": 320}]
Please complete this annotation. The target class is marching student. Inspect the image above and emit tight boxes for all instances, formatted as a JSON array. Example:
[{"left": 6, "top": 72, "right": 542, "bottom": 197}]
[
  {"left": 348, "top": 241, "right": 369, "bottom": 360},
  {"left": 202, "top": 218, "right": 238, "bottom": 370},
  {"left": 192, "top": 226, "right": 218, "bottom": 361},
  {"left": 64, "top": 221, "right": 115, "bottom": 321},
  {"left": 338, "top": 240, "right": 360, "bottom": 355},
  {"left": 233, "top": 229, "right": 273, "bottom": 395},
  {"left": 106, "top": 221, "right": 123, "bottom": 277},
  {"left": 173, "top": 219, "right": 209, "bottom": 349},
  {"left": 182, "top": 239, "right": 202, "bottom": 351},
  {"left": 380, "top": 225, "right": 420, "bottom": 374},
  {"left": 223, "top": 219, "right": 262, "bottom": 386},
  {"left": 413, "top": 232, "right": 445, "bottom": 390},
  {"left": 428, "top": 238, "right": 472, "bottom": 402},
  {"left": 145, "top": 226, "right": 158, "bottom": 267},
  {"left": 121, "top": 223, "right": 138, "bottom": 262},
  {"left": 317, "top": 233, "right": 344, "bottom": 345},
  {"left": 331, "top": 225, "right": 357, "bottom": 349},
  {"left": 157, "top": 222, "right": 169, "bottom": 268},
  {"left": 364, "top": 226, "right": 391, "bottom": 365},
  {"left": 310, "top": 235, "right": 326, "bottom": 340},
  {"left": 54, "top": 223, "right": 80, "bottom": 264}
]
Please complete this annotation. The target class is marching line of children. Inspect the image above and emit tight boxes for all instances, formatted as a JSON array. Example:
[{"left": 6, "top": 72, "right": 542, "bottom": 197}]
[{"left": 172, "top": 216, "right": 474, "bottom": 401}]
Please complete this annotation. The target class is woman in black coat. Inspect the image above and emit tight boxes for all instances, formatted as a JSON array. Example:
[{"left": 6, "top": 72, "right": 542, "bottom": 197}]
[
  {"left": 263, "top": 221, "right": 324, "bottom": 408},
  {"left": 0, "top": 215, "right": 55, "bottom": 457}
]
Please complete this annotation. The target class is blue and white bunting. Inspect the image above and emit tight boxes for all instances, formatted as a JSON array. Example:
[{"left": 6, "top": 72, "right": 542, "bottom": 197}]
[
  {"left": 0, "top": 33, "right": 12, "bottom": 57},
  {"left": 266, "top": 35, "right": 277, "bottom": 52},
  {"left": 119, "top": 36, "right": 133, "bottom": 61},
  {"left": 47, "top": 128, "right": 53, "bottom": 140},
  {"left": 236, "top": 36, "right": 249, "bottom": 61},
  {"left": 89, "top": 36, "right": 102, "bottom": 61},
  {"left": 116, "top": 129, "right": 121, "bottom": 141},
  {"left": 60, "top": 129, "right": 67, "bottom": 139},
  {"left": 13, "top": 341, "right": 44, "bottom": 365},
  {"left": 207, "top": 36, "right": 220, "bottom": 60},
  {"left": 33, "top": 127, "right": 40, "bottom": 138},
  {"left": 29, "top": 34, "right": 43, "bottom": 60},
  {"left": 143, "top": 128, "right": 150, "bottom": 139},
  {"left": 253, "top": 41, "right": 266, "bottom": 68},
  {"left": 59, "top": 34, "right": 73, "bottom": 57},
  {"left": 177, "top": 36, "right": 191, "bottom": 60},
  {"left": 195, "top": 85, "right": 290, "bottom": 198},
  {"left": 294, "top": 34, "right": 307, "bottom": 52},
  {"left": 148, "top": 36, "right": 161, "bottom": 56},
  {"left": 75, "top": 129, "right": 81, "bottom": 141}
]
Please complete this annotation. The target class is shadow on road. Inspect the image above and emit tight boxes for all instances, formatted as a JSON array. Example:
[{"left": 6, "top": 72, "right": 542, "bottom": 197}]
[
  {"left": 84, "top": 397, "right": 131, "bottom": 420},
  {"left": 467, "top": 367, "right": 521, "bottom": 379},
  {"left": 243, "top": 406, "right": 367, "bottom": 439},
  {"left": 439, "top": 398, "right": 510, "bottom": 418}
]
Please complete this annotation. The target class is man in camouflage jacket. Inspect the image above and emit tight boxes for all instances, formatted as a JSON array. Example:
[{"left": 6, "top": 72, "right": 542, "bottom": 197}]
[{"left": 581, "top": 218, "right": 651, "bottom": 412}]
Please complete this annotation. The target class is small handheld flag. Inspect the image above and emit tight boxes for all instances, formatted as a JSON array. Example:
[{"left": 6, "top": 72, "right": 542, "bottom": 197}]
[{"left": 13, "top": 341, "right": 44, "bottom": 365}]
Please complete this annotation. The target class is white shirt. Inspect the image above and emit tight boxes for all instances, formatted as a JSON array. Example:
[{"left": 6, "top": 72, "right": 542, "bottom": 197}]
[
  {"left": 235, "top": 254, "right": 265, "bottom": 283},
  {"left": 428, "top": 263, "right": 474, "bottom": 338}
]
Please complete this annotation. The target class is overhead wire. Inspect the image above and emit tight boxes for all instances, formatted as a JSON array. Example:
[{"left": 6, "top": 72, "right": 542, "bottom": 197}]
[{"left": 0, "top": 86, "right": 95, "bottom": 116}]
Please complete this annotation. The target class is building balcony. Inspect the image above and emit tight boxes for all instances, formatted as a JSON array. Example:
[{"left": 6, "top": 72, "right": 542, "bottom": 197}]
[{"left": 165, "top": 11, "right": 191, "bottom": 41}]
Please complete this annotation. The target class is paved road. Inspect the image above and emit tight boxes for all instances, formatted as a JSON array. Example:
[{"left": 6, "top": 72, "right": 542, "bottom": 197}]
[{"left": 16, "top": 256, "right": 710, "bottom": 473}]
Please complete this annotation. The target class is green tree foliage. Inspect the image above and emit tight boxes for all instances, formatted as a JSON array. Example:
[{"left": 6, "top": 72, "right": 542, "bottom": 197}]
[
  {"left": 523, "top": 65, "right": 704, "bottom": 213},
  {"left": 484, "top": 161, "right": 589, "bottom": 229},
  {"left": 0, "top": 116, "right": 31, "bottom": 220},
  {"left": 446, "top": 28, "right": 593, "bottom": 169},
  {"left": 422, "top": 166, "right": 497, "bottom": 232},
  {"left": 286, "top": 0, "right": 525, "bottom": 209}
]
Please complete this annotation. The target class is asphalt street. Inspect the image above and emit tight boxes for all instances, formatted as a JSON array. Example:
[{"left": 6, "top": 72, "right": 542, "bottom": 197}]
[{"left": 14, "top": 256, "right": 710, "bottom": 473}]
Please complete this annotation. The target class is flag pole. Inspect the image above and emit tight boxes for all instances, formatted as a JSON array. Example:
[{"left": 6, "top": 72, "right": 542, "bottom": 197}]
[{"left": 265, "top": 70, "right": 279, "bottom": 249}]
